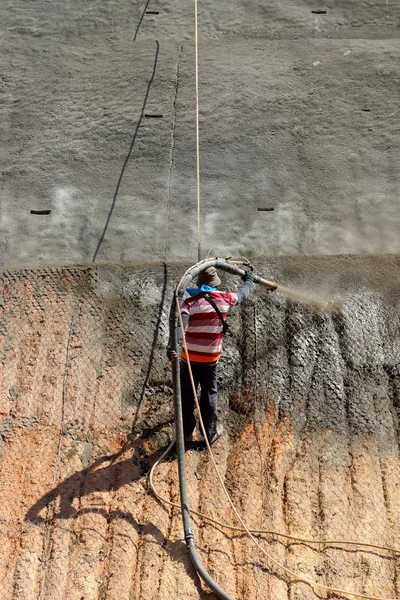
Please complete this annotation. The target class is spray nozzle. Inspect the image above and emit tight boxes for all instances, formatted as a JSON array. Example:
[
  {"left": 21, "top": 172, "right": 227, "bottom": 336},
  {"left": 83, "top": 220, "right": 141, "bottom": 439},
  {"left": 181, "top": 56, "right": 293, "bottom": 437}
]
[{"left": 243, "top": 262, "right": 254, "bottom": 271}]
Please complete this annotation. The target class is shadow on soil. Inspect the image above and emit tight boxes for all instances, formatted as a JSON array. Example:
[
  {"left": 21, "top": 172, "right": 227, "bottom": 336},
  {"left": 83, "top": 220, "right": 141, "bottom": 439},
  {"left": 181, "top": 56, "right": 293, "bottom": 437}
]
[{"left": 25, "top": 436, "right": 216, "bottom": 599}]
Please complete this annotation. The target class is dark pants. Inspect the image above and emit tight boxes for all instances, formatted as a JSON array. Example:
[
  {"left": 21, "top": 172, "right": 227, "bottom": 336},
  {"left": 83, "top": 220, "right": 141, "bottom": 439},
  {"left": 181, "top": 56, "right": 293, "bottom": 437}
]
[{"left": 180, "top": 361, "right": 218, "bottom": 441}]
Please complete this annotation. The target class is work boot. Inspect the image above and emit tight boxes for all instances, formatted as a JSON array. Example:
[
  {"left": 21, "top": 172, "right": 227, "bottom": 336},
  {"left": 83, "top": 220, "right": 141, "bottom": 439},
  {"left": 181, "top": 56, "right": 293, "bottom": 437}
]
[{"left": 209, "top": 423, "right": 224, "bottom": 445}]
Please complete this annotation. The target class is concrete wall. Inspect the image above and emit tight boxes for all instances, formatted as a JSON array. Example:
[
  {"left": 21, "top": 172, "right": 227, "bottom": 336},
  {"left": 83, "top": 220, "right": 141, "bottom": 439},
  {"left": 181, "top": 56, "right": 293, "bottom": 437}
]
[{"left": 1, "top": 1, "right": 399, "bottom": 266}]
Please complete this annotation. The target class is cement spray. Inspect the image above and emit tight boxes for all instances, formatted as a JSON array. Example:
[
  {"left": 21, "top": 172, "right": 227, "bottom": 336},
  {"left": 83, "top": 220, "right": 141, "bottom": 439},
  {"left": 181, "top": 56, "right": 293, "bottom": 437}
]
[{"left": 274, "top": 284, "right": 343, "bottom": 314}]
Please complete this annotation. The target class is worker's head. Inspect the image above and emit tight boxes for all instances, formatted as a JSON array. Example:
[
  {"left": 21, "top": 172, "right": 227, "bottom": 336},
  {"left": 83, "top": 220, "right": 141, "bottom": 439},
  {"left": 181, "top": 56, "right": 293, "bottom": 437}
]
[{"left": 197, "top": 267, "right": 221, "bottom": 288}]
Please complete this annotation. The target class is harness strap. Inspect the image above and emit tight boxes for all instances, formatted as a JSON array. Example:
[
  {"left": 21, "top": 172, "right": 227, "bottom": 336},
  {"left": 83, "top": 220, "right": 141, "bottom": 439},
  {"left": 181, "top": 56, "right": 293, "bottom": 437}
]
[{"left": 202, "top": 293, "right": 229, "bottom": 335}]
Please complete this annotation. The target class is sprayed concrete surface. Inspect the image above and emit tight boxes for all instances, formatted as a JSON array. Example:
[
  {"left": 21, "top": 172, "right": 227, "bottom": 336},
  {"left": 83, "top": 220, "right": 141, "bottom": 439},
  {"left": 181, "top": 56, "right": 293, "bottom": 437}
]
[
  {"left": 1, "top": 1, "right": 400, "bottom": 265},
  {"left": 0, "top": 256, "right": 400, "bottom": 599}
]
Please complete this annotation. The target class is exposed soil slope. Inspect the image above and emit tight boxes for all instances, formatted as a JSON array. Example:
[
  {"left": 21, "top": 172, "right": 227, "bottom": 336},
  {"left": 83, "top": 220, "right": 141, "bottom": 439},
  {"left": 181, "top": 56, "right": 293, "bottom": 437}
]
[{"left": 0, "top": 257, "right": 400, "bottom": 599}]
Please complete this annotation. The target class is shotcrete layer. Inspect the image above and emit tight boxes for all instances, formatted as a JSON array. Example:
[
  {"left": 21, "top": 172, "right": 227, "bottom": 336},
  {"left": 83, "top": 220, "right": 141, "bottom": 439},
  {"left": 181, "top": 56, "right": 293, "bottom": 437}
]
[
  {"left": 0, "top": 255, "right": 400, "bottom": 599},
  {"left": 1, "top": 0, "right": 400, "bottom": 264}
]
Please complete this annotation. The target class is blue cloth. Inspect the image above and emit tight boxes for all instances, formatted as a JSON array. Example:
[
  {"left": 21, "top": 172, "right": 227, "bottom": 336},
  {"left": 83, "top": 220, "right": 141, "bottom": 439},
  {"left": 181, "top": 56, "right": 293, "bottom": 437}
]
[{"left": 186, "top": 285, "right": 217, "bottom": 297}]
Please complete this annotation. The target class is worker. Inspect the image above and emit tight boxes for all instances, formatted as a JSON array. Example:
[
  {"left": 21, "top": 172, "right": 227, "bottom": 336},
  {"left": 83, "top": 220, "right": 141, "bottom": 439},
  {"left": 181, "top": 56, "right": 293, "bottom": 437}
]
[{"left": 168, "top": 267, "right": 255, "bottom": 444}]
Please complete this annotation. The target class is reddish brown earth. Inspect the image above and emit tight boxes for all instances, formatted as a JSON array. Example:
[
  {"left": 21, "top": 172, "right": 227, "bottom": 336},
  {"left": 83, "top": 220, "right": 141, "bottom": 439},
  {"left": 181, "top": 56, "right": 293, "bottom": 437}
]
[{"left": 1, "top": 258, "right": 400, "bottom": 599}]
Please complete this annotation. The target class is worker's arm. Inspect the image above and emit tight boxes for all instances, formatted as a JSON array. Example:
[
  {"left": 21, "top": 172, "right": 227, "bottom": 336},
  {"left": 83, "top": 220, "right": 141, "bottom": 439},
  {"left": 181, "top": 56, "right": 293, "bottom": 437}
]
[
  {"left": 167, "top": 312, "right": 189, "bottom": 361},
  {"left": 236, "top": 271, "right": 256, "bottom": 304},
  {"left": 176, "top": 313, "right": 190, "bottom": 343}
]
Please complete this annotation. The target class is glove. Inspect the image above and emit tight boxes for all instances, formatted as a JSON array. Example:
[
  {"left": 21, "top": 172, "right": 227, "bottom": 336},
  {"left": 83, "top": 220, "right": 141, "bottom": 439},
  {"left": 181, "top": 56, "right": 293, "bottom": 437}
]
[
  {"left": 242, "top": 270, "right": 256, "bottom": 284},
  {"left": 167, "top": 346, "right": 178, "bottom": 362}
]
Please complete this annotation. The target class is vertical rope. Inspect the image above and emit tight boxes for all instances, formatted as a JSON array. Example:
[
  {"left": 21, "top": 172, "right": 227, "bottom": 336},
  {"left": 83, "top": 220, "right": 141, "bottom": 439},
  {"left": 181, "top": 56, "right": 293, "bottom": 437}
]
[{"left": 194, "top": 0, "right": 201, "bottom": 261}]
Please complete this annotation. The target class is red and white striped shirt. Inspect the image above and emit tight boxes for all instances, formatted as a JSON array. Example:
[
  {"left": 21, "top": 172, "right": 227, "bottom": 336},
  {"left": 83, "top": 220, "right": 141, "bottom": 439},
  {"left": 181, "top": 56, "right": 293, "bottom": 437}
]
[{"left": 180, "top": 292, "right": 238, "bottom": 363}]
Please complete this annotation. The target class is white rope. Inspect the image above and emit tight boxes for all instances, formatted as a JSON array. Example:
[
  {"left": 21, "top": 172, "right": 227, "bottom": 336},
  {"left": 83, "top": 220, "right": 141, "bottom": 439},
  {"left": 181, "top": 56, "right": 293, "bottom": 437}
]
[{"left": 194, "top": 0, "right": 201, "bottom": 261}]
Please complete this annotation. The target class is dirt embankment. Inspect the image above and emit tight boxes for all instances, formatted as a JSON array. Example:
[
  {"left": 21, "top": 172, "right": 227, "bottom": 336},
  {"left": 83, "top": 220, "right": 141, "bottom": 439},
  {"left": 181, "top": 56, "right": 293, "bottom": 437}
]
[{"left": 0, "top": 256, "right": 400, "bottom": 599}]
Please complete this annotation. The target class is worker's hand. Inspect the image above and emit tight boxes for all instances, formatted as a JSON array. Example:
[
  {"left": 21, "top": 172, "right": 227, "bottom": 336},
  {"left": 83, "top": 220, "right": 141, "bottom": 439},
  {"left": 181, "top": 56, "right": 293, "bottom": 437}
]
[
  {"left": 242, "top": 270, "right": 256, "bottom": 284},
  {"left": 167, "top": 346, "right": 178, "bottom": 362}
]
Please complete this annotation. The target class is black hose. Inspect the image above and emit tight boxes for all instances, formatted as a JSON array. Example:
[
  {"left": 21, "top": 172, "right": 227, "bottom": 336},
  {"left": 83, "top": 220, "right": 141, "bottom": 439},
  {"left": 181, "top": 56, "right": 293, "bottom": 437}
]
[{"left": 169, "top": 259, "right": 248, "bottom": 600}]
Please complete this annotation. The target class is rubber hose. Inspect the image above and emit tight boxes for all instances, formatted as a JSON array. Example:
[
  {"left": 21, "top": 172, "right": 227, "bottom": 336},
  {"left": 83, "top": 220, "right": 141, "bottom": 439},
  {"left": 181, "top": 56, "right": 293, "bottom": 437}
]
[{"left": 170, "top": 260, "right": 246, "bottom": 600}]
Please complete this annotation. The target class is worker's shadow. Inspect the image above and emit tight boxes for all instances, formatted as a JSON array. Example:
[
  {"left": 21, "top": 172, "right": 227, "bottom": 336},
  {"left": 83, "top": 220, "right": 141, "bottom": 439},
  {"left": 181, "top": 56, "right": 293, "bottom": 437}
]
[{"left": 24, "top": 434, "right": 216, "bottom": 599}]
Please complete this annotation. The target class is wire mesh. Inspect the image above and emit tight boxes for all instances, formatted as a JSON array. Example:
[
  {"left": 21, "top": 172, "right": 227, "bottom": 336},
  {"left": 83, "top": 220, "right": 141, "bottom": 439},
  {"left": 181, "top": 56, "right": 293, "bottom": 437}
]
[{"left": 0, "top": 261, "right": 399, "bottom": 599}]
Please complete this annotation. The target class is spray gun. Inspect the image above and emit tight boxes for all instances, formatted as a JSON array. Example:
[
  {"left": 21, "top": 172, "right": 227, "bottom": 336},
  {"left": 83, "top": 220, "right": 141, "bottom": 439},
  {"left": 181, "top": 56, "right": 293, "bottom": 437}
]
[{"left": 224, "top": 256, "right": 278, "bottom": 292}]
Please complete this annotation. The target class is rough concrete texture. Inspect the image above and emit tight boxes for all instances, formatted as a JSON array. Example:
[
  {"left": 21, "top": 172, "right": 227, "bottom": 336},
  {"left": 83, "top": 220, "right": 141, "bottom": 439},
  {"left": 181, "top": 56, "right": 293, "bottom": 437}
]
[
  {"left": 1, "top": 1, "right": 399, "bottom": 265},
  {"left": 1, "top": 256, "right": 400, "bottom": 599}
]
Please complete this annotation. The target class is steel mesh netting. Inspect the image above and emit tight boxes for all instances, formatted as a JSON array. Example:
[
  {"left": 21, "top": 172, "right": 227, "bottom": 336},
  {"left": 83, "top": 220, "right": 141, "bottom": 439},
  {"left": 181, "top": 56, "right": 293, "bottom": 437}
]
[
  {"left": 0, "top": 264, "right": 177, "bottom": 600},
  {"left": 0, "top": 262, "right": 400, "bottom": 599}
]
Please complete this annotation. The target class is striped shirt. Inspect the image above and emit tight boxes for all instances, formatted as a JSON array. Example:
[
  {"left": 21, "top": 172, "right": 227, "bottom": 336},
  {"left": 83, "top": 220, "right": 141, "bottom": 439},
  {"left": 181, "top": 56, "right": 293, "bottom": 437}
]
[{"left": 180, "top": 292, "right": 238, "bottom": 363}]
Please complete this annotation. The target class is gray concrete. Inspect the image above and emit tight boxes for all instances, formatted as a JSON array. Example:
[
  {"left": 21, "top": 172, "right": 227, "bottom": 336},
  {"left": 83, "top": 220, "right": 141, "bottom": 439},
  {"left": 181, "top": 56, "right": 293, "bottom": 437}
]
[{"left": 0, "top": 1, "right": 399, "bottom": 267}]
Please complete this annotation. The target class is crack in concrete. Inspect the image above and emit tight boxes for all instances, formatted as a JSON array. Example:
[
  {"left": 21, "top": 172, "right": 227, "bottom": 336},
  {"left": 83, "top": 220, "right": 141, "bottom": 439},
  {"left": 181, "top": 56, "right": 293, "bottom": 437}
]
[
  {"left": 164, "top": 44, "right": 184, "bottom": 263},
  {"left": 133, "top": 0, "right": 152, "bottom": 41},
  {"left": 92, "top": 40, "right": 160, "bottom": 263}
]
